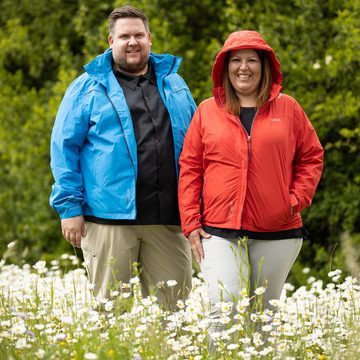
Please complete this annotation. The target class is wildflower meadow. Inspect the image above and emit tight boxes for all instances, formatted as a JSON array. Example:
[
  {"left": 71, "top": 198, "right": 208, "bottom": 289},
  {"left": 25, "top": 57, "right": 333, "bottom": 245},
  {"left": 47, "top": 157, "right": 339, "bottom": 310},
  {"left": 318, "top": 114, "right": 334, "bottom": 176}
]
[{"left": 0, "top": 253, "right": 359, "bottom": 360}]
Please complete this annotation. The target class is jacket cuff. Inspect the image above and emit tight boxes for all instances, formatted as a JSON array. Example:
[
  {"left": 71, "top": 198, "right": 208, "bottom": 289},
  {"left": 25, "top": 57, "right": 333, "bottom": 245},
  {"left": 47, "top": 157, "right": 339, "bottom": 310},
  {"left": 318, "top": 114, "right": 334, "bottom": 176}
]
[
  {"left": 182, "top": 220, "right": 202, "bottom": 238},
  {"left": 290, "top": 193, "right": 301, "bottom": 212},
  {"left": 290, "top": 194, "right": 298, "bottom": 207},
  {"left": 59, "top": 205, "right": 83, "bottom": 219}
]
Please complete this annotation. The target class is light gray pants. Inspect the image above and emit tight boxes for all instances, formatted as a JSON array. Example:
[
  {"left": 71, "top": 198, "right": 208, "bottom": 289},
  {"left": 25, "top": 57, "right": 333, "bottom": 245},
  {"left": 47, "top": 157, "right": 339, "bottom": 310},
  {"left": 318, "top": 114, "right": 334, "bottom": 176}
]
[
  {"left": 81, "top": 223, "right": 192, "bottom": 309},
  {"left": 200, "top": 236, "right": 302, "bottom": 322}
]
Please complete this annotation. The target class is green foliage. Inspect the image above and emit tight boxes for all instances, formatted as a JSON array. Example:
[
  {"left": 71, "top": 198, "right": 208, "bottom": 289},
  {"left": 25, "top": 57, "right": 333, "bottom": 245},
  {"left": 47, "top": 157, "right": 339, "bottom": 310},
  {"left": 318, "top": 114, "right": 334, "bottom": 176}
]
[
  {"left": 0, "top": 0, "right": 91, "bottom": 260},
  {"left": 0, "top": 0, "right": 359, "bottom": 284}
]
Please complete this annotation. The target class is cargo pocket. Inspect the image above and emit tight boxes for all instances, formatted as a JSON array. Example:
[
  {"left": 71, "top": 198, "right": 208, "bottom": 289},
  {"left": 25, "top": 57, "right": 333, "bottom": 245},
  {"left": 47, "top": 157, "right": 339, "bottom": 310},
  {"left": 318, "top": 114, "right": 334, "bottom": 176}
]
[{"left": 81, "top": 223, "right": 98, "bottom": 270}]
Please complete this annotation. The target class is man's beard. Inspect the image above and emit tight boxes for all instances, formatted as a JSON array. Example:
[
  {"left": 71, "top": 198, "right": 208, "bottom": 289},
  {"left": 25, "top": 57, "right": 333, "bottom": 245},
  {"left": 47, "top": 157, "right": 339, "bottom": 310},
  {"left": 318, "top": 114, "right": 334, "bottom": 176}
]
[{"left": 114, "top": 54, "right": 149, "bottom": 75}]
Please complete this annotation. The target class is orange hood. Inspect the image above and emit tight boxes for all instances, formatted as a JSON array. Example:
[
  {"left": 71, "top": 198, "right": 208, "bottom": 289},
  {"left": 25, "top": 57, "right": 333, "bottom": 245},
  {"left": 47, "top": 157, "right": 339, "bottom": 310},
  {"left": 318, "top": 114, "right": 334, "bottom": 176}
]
[{"left": 212, "top": 30, "right": 283, "bottom": 106}]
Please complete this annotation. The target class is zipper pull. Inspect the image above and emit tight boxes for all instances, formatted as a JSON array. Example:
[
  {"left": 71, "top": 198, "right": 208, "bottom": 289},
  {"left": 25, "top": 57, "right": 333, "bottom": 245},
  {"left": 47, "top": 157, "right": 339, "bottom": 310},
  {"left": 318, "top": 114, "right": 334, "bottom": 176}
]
[{"left": 247, "top": 135, "right": 251, "bottom": 160}]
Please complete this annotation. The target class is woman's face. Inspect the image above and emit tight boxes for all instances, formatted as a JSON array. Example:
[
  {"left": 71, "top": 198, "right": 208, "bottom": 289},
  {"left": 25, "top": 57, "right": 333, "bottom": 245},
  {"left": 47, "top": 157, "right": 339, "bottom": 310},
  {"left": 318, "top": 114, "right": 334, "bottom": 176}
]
[{"left": 228, "top": 49, "right": 262, "bottom": 101}]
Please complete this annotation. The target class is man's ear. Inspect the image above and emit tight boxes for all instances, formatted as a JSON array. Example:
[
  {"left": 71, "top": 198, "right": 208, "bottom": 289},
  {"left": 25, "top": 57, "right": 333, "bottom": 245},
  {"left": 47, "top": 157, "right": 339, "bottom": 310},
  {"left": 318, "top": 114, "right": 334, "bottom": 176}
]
[{"left": 108, "top": 34, "right": 113, "bottom": 48}]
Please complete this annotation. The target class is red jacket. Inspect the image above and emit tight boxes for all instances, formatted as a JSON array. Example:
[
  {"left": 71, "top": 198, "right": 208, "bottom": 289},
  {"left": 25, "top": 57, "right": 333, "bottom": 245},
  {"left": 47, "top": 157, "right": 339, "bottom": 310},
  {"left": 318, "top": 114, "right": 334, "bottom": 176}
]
[{"left": 178, "top": 31, "right": 324, "bottom": 237}]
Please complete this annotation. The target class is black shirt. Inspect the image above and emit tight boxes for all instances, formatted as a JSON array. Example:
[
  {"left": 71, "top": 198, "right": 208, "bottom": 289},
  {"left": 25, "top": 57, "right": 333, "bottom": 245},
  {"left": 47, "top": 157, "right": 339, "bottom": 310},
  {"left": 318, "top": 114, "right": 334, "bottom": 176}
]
[
  {"left": 240, "top": 107, "right": 257, "bottom": 135},
  {"left": 85, "top": 63, "right": 180, "bottom": 225}
]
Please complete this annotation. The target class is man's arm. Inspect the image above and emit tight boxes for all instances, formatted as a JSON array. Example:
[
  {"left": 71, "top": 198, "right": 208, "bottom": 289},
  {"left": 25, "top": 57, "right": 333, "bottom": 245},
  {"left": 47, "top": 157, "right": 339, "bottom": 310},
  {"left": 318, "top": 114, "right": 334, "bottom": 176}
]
[{"left": 50, "top": 78, "right": 90, "bottom": 239}]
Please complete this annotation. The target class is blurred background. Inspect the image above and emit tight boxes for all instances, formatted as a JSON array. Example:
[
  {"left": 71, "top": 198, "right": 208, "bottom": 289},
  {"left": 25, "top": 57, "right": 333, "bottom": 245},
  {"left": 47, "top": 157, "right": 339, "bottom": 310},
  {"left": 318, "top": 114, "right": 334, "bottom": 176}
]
[{"left": 0, "top": 0, "right": 359, "bottom": 286}]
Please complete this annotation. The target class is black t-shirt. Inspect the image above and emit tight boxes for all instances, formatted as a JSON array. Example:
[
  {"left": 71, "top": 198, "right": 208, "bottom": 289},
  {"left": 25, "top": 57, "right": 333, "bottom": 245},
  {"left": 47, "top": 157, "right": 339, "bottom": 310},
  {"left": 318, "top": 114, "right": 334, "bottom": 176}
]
[{"left": 240, "top": 106, "right": 257, "bottom": 135}]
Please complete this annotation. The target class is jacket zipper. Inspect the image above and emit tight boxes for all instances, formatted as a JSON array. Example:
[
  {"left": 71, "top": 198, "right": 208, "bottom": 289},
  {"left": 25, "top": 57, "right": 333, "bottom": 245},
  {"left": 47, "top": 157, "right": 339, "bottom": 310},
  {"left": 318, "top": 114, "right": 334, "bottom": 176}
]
[
  {"left": 105, "top": 93, "right": 136, "bottom": 173},
  {"left": 238, "top": 108, "right": 258, "bottom": 229},
  {"left": 161, "top": 57, "right": 177, "bottom": 97},
  {"left": 160, "top": 57, "right": 179, "bottom": 178},
  {"left": 247, "top": 135, "right": 251, "bottom": 160},
  {"left": 240, "top": 108, "right": 259, "bottom": 160}
]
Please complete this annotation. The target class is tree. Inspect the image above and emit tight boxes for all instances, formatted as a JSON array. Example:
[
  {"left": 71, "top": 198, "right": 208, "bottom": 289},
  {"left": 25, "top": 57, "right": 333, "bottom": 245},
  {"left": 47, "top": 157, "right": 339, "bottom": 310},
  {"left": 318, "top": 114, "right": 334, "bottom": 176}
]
[{"left": 0, "top": 0, "right": 359, "bottom": 285}]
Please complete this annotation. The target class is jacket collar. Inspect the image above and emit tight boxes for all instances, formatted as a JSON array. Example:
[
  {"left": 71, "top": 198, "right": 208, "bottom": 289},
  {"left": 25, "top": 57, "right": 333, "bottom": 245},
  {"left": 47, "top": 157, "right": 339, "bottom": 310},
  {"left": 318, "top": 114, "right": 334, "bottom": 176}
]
[{"left": 84, "top": 48, "right": 181, "bottom": 88}]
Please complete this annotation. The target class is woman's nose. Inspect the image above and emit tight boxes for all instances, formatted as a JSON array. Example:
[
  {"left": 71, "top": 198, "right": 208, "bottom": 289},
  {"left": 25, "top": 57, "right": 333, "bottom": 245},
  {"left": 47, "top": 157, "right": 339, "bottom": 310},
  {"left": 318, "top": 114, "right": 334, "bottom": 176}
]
[{"left": 239, "top": 61, "right": 248, "bottom": 69}]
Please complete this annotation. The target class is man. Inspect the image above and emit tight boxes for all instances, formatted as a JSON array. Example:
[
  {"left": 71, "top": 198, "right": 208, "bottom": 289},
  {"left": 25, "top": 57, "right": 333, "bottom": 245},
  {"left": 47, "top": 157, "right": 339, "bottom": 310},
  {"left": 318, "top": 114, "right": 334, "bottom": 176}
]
[{"left": 50, "top": 6, "right": 196, "bottom": 308}]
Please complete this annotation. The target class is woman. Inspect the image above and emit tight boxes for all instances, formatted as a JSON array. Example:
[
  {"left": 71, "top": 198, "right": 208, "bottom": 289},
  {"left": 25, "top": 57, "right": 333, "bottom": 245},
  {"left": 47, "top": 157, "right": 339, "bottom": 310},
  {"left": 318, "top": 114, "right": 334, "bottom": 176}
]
[{"left": 178, "top": 31, "right": 324, "bottom": 321}]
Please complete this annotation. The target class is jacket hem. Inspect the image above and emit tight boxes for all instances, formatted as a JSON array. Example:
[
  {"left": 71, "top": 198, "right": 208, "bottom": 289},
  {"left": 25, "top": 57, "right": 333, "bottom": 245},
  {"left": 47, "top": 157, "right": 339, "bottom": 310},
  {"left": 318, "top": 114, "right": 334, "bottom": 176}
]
[
  {"left": 202, "top": 220, "right": 304, "bottom": 233},
  {"left": 83, "top": 211, "right": 136, "bottom": 220}
]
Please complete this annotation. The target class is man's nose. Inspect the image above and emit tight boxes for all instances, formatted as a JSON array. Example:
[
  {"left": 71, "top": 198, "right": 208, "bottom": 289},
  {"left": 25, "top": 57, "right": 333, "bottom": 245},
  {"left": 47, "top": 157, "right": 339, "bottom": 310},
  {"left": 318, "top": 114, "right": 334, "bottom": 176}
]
[{"left": 128, "top": 36, "right": 137, "bottom": 45}]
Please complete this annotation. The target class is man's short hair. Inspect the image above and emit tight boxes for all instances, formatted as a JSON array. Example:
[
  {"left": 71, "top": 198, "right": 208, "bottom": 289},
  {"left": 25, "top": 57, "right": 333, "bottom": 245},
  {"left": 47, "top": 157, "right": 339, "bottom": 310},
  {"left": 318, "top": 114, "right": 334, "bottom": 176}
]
[{"left": 109, "top": 5, "right": 150, "bottom": 34}]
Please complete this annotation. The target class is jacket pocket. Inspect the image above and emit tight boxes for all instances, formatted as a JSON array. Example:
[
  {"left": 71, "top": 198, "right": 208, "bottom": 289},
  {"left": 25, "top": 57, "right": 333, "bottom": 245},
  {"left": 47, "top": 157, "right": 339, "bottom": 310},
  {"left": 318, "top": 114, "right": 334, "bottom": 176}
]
[
  {"left": 247, "top": 186, "right": 293, "bottom": 231},
  {"left": 201, "top": 176, "right": 237, "bottom": 224}
]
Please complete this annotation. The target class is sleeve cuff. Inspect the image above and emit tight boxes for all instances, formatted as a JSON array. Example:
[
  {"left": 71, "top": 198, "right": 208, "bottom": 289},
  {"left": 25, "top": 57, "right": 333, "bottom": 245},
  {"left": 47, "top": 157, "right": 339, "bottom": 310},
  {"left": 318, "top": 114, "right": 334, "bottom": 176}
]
[
  {"left": 182, "top": 220, "right": 202, "bottom": 238},
  {"left": 290, "top": 194, "right": 299, "bottom": 207},
  {"left": 59, "top": 205, "right": 83, "bottom": 219}
]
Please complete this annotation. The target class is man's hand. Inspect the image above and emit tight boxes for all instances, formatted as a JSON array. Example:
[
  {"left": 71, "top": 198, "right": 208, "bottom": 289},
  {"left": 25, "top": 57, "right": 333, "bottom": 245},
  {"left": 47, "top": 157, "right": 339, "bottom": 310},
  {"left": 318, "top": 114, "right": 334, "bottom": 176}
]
[
  {"left": 187, "top": 227, "right": 211, "bottom": 263},
  {"left": 61, "top": 215, "right": 86, "bottom": 248}
]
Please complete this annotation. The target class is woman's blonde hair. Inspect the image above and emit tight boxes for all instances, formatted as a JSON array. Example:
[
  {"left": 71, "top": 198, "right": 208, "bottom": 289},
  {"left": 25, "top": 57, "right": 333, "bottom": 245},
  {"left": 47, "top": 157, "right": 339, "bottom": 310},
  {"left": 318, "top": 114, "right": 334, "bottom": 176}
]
[{"left": 223, "top": 50, "right": 272, "bottom": 114}]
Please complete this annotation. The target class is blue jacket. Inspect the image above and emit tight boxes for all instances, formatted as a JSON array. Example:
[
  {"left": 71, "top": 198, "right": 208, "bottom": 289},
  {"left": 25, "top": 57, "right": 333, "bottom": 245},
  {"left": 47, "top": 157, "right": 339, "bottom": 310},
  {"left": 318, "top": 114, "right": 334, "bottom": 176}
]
[{"left": 50, "top": 48, "right": 196, "bottom": 219}]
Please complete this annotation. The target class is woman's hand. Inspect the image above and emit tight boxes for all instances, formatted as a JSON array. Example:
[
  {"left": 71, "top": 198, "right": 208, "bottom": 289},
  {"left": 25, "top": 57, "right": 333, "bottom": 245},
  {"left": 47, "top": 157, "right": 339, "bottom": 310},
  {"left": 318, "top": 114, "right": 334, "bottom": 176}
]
[{"left": 188, "top": 227, "right": 211, "bottom": 263}]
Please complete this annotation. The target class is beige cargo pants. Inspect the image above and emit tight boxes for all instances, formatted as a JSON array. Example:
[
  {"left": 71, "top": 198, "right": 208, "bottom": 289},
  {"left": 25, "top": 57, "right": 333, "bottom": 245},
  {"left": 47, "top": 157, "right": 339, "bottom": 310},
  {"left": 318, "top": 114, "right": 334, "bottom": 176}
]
[{"left": 81, "top": 222, "right": 192, "bottom": 309}]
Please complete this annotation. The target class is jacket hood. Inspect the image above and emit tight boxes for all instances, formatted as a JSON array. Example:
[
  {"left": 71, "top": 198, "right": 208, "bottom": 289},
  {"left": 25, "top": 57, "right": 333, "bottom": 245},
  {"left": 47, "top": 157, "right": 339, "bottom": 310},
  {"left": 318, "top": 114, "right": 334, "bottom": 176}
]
[{"left": 212, "top": 30, "right": 283, "bottom": 106}]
